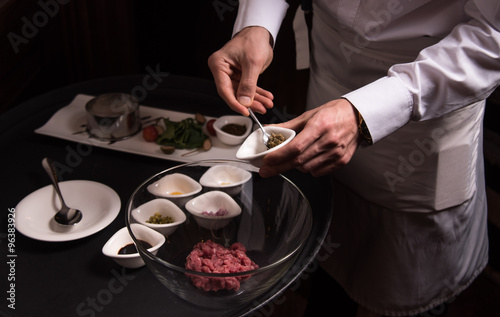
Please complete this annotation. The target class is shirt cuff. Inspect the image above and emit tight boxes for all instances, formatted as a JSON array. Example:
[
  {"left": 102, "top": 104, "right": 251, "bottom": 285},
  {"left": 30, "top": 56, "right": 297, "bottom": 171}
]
[
  {"left": 232, "top": 0, "right": 289, "bottom": 46},
  {"left": 342, "top": 76, "right": 413, "bottom": 143}
]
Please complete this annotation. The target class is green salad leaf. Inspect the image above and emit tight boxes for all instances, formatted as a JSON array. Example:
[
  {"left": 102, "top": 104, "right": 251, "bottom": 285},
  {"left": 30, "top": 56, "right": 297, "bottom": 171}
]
[{"left": 156, "top": 118, "right": 208, "bottom": 149}]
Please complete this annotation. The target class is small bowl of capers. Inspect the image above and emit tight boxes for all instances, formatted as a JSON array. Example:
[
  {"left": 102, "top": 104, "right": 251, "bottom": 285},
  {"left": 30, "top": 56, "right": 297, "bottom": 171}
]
[
  {"left": 131, "top": 198, "right": 186, "bottom": 236},
  {"left": 236, "top": 126, "right": 295, "bottom": 167}
]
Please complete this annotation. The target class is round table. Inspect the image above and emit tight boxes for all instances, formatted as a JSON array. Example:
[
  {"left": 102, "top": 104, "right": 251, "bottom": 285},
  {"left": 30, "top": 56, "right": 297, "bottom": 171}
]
[{"left": 0, "top": 74, "right": 333, "bottom": 317}]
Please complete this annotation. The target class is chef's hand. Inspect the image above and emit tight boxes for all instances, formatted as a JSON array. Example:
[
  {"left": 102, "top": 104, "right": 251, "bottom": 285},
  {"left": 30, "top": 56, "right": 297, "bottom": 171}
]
[
  {"left": 208, "top": 26, "right": 275, "bottom": 116},
  {"left": 260, "top": 99, "right": 362, "bottom": 177}
]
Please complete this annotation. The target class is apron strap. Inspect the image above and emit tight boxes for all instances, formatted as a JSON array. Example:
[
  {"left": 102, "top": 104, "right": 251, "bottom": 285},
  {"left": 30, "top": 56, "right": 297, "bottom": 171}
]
[
  {"left": 293, "top": 4, "right": 312, "bottom": 70},
  {"left": 301, "top": 0, "right": 312, "bottom": 12}
]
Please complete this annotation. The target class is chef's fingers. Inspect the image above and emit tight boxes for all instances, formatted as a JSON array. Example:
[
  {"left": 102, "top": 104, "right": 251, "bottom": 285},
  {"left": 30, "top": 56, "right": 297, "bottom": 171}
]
[
  {"left": 236, "top": 63, "right": 262, "bottom": 111},
  {"left": 208, "top": 54, "right": 249, "bottom": 115},
  {"left": 259, "top": 127, "right": 318, "bottom": 177}
]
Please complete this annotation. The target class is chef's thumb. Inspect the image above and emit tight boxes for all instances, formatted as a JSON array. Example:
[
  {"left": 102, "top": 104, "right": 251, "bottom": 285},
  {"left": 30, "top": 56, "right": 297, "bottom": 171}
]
[{"left": 236, "top": 67, "right": 260, "bottom": 108}]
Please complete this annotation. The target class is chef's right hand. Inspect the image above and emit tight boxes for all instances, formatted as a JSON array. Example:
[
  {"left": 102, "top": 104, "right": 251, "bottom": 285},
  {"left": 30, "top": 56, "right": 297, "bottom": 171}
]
[{"left": 208, "top": 26, "right": 275, "bottom": 116}]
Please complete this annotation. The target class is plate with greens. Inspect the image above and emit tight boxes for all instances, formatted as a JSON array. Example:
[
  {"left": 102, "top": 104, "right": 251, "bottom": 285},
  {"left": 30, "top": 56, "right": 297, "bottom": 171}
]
[{"left": 35, "top": 94, "right": 244, "bottom": 163}]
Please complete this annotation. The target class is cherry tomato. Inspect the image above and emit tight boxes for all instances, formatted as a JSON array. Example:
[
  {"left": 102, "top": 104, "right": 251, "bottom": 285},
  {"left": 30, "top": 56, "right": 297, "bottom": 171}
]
[
  {"left": 142, "top": 125, "right": 159, "bottom": 142},
  {"left": 206, "top": 119, "right": 216, "bottom": 136}
]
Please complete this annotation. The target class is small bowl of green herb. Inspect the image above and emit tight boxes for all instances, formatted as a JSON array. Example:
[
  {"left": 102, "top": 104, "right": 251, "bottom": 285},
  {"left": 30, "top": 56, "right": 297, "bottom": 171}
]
[
  {"left": 131, "top": 198, "right": 187, "bottom": 236},
  {"left": 213, "top": 115, "right": 253, "bottom": 146}
]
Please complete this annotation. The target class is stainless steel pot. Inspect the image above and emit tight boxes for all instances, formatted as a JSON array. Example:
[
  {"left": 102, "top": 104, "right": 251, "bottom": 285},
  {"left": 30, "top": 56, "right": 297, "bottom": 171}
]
[{"left": 85, "top": 93, "right": 141, "bottom": 141}]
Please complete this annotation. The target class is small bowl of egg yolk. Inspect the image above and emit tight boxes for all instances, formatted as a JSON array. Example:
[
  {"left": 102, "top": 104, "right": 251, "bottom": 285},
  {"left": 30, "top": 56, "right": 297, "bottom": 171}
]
[{"left": 147, "top": 173, "right": 202, "bottom": 207}]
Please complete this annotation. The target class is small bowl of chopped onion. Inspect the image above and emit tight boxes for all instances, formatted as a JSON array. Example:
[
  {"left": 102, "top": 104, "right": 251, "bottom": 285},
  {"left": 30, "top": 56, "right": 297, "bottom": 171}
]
[
  {"left": 213, "top": 115, "right": 253, "bottom": 146},
  {"left": 236, "top": 126, "right": 296, "bottom": 167},
  {"left": 131, "top": 198, "right": 187, "bottom": 235},
  {"left": 185, "top": 190, "right": 242, "bottom": 230}
]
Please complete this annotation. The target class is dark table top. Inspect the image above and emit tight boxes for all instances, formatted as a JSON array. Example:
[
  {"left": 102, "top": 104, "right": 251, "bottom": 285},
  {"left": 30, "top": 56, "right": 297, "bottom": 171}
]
[{"left": 0, "top": 74, "right": 332, "bottom": 317}]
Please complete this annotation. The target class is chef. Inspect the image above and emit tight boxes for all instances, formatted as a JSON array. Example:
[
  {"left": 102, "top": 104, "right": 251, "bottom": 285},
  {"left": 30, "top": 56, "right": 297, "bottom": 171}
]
[{"left": 208, "top": 0, "right": 500, "bottom": 316}]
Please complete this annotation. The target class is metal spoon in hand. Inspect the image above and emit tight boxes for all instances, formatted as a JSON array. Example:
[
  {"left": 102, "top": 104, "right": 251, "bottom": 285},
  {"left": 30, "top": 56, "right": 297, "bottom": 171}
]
[
  {"left": 42, "top": 157, "right": 83, "bottom": 225},
  {"left": 248, "top": 108, "right": 271, "bottom": 148}
]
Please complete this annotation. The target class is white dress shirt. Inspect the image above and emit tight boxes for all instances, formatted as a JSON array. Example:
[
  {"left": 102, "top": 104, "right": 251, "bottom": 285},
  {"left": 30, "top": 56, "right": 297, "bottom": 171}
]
[
  {"left": 233, "top": 0, "right": 500, "bottom": 143},
  {"left": 231, "top": 0, "right": 497, "bottom": 315}
]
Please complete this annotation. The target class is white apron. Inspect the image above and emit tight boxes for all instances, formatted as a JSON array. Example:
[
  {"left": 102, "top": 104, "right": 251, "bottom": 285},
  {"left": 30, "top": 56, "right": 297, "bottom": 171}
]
[{"left": 308, "top": 6, "right": 489, "bottom": 316}]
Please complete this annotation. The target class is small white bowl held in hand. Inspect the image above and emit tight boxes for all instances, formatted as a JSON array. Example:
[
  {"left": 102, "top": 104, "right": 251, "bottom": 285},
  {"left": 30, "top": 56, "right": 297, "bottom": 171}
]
[
  {"left": 236, "top": 126, "right": 296, "bottom": 167},
  {"left": 131, "top": 199, "right": 186, "bottom": 236},
  {"left": 102, "top": 225, "right": 165, "bottom": 269},
  {"left": 199, "top": 164, "right": 252, "bottom": 196},
  {"left": 213, "top": 115, "right": 253, "bottom": 146},
  {"left": 147, "top": 173, "right": 202, "bottom": 206},
  {"left": 185, "top": 191, "right": 242, "bottom": 230}
]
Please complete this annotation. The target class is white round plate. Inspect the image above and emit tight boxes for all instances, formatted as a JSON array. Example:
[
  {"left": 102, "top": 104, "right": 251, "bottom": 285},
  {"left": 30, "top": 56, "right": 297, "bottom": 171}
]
[{"left": 15, "top": 180, "right": 121, "bottom": 242}]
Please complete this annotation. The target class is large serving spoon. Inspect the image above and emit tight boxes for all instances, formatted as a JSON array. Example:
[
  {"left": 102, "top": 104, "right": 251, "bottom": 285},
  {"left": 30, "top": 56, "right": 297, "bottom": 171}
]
[
  {"left": 42, "top": 157, "right": 83, "bottom": 226},
  {"left": 248, "top": 108, "right": 271, "bottom": 148}
]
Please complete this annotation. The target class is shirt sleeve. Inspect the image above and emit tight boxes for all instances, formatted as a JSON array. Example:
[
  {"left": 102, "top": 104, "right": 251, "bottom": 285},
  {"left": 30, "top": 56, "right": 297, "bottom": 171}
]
[
  {"left": 343, "top": 0, "right": 500, "bottom": 143},
  {"left": 232, "top": 0, "right": 289, "bottom": 46}
]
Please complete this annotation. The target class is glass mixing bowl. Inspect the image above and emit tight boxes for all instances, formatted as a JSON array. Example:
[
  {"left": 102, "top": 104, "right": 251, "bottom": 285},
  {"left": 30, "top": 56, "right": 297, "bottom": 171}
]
[{"left": 126, "top": 160, "right": 313, "bottom": 310}]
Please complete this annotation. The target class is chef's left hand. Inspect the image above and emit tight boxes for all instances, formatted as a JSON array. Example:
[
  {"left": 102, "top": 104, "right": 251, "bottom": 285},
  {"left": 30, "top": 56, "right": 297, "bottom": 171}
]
[{"left": 259, "top": 99, "right": 361, "bottom": 177}]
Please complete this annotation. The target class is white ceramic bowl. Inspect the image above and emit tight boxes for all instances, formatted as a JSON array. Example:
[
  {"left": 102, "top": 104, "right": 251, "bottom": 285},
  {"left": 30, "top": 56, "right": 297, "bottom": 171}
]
[
  {"left": 147, "top": 173, "right": 202, "bottom": 206},
  {"left": 185, "top": 191, "right": 242, "bottom": 230},
  {"left": 213, "top": 115, "right": 253, "bottom": 146},
  {"left": 236, "top": 126, "right": 296, "bottom": 167},
  {"left": 102, "top": 224, "right": 165, "bottom": 268},
  {"left": 131, "top": 199, "right": 187, "bottom": 236},
  {"left": 199, "top": 164, "right": 252, "bottom": 196}
]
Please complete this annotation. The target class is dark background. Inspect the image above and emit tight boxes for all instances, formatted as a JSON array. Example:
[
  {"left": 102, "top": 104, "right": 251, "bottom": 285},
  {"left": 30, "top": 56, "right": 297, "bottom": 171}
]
[
  {"left": 0, "top": 0, "right": 308, "bottom": 116},
  {"left": 1, "top": 0, "right": 500, "bottom": 315}
]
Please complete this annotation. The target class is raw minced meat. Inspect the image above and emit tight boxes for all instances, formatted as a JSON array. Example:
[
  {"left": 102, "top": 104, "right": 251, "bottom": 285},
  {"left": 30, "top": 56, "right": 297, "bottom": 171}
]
[{"left": 185, "top": 240, "right": 259, "bottom": 291}]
